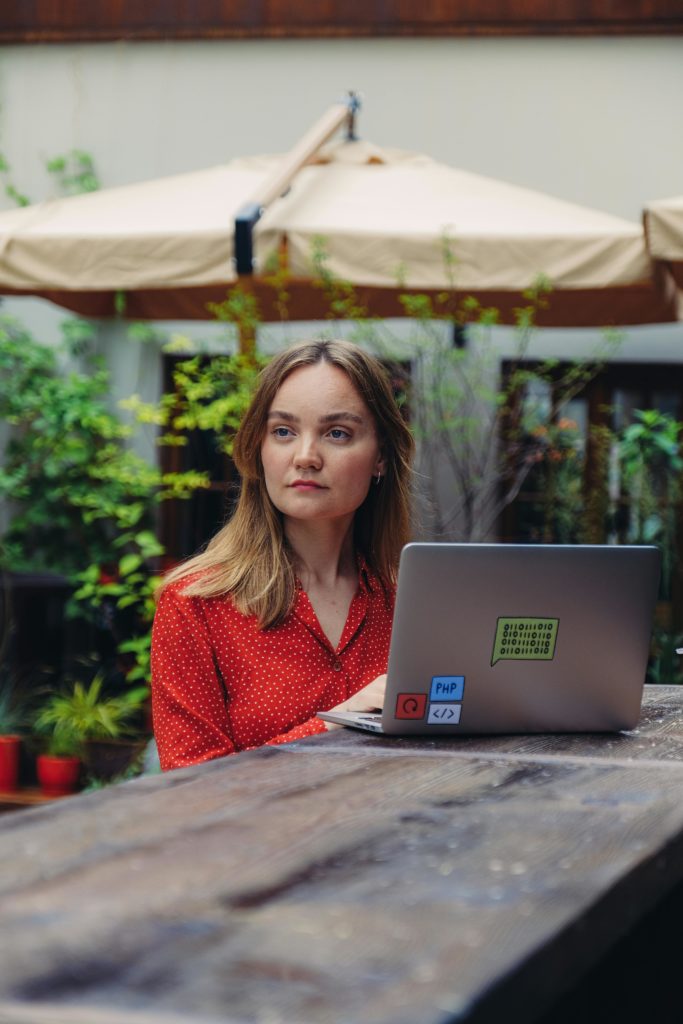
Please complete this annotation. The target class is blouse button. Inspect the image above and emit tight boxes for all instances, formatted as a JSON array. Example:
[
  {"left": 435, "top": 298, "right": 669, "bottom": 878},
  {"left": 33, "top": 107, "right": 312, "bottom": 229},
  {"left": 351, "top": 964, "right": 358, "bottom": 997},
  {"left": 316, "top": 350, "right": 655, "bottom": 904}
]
[{"left": 332, "top": 660, "right": 343, "bottom": 672}]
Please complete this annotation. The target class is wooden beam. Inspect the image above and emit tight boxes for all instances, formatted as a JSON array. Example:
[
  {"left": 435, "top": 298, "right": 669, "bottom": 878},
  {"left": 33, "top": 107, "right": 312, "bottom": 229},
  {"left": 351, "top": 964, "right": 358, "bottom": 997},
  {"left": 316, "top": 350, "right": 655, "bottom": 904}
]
[
  {"left": 1, "top": 274, "right": 676, "bottom": 329},
  {"left": 2, "top": 2, "right": 683, "bottom": 41}
]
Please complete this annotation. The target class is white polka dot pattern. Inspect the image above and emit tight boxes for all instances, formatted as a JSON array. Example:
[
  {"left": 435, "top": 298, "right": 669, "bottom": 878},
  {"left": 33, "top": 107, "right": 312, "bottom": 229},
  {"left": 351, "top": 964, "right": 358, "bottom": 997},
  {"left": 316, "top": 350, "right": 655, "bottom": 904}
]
[{"left": 151, "top": 560, "right": 395, "bottom": 770}]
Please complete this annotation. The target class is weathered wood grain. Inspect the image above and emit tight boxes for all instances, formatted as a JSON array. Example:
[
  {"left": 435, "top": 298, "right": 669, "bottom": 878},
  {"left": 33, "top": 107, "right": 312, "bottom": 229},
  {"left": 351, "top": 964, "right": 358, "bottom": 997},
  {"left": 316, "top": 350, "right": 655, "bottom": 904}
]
[
  {"left": 0, "top": 1005, "right": 226, "bottom": 1024},
  {"left": 3, "top": 1, "right": 683, "bottom": 41},
  {"left": 1, "top": 686, "right": 683, "bottom": 1023}
]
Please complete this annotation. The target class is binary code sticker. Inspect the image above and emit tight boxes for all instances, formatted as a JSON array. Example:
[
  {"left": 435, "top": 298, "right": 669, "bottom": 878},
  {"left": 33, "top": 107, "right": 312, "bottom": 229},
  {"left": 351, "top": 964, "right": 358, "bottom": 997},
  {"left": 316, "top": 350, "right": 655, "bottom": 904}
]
[{"left": 491, "top": 617, "right": 559, "bottom": 666}]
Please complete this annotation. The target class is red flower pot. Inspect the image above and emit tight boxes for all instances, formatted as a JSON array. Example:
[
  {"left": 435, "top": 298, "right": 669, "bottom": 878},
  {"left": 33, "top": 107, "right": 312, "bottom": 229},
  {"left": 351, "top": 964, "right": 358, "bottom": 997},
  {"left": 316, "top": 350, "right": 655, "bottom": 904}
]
[
  {"left": 0, "top": 735, "right": 21, "bottom": 792},
  {"left": 36, "top": 754, "right": 82, "bottom": 797}
]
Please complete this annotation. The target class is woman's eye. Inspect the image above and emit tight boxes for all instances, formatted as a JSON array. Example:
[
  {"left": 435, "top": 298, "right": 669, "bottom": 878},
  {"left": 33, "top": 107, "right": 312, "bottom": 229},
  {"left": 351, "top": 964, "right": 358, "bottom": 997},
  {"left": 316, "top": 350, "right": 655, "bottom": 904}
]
[
  {"left": 328, "top": 428, "right": 350, "bottom": 440},
  {"left": 272, "top": 426, "right": 292, "bottom": 438}
]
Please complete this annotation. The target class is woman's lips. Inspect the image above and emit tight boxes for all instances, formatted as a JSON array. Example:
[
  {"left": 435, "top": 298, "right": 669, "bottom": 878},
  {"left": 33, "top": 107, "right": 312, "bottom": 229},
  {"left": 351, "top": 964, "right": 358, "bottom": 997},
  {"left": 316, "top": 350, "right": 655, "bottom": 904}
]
[{"left": 290, "top": 481, "right": 325, "bottom": 490}]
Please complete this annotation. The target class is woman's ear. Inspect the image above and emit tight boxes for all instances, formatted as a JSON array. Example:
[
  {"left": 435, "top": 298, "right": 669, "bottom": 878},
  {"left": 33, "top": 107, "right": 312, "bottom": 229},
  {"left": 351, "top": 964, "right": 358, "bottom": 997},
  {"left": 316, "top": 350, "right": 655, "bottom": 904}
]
[{"left": 374, "top": 450, "right": 387, "bottom": 479}]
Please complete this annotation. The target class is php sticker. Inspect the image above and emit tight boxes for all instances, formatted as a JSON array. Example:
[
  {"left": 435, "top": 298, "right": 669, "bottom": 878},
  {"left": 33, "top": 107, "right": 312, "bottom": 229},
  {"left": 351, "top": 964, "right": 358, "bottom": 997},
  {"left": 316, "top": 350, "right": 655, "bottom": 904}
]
[
  {"left": 430, "top": 676, "right": 464, "bottom": 702},
  {"left": 491, "top": 617, "right": 559, "bottom": 666}
]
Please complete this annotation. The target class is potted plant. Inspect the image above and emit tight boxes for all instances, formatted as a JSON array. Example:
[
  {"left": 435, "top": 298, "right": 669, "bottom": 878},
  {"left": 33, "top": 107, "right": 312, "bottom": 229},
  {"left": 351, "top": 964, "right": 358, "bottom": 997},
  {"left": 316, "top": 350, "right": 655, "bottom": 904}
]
[
  {"left": 34, "top": 735, "right": 83, "bottom": 797},
  {"left": 33, "top": 673, "right": 149, "bottom": 792},
  {"left": 0, "top": 666, "right": 41, "bottom": 792},
  {"left": 0, "top": 733, "right": 21, "bottom": 792},
  {"left": 0, "top": 675, "right": 25, "bottom": 792}
]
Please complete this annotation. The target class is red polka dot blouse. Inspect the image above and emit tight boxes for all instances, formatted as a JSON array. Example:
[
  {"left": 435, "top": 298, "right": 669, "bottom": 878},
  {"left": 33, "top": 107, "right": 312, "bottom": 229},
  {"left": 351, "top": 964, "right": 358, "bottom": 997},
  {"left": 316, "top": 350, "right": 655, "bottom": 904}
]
[{"left": 151, "top": 560, "right": 395, "bottom": 770}]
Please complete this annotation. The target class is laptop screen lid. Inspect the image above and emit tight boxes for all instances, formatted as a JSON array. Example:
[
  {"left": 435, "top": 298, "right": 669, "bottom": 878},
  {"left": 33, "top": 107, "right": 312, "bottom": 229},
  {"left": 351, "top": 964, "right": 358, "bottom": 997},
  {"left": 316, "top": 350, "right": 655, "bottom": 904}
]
[{"left": 379, "top": 543, "right": 660, "bottom": 736}]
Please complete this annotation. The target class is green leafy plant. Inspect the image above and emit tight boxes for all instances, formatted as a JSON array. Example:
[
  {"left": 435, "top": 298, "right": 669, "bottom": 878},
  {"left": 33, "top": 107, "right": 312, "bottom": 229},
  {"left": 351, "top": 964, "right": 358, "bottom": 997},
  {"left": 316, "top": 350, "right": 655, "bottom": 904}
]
[
  {"left": 523, "top": 418, "right": 585, "bottom": 544},
  {"left": 33, "top": 673, "right": 148, "bottom": 757},
  {"left": 46, "top": 149, "right": 100, "bottom": 195},
  {"left": 619, "top": 409, "right": 683, "bottom": 536},
  {"left": 0, "top": 314, "right": 216, "bottom": 698},
  {"left": 0, "top": 151, "right": 30, "bottom": 207},
  {"left": 0, "top": 668, "right": 36, "bottom": 735},
  {"left": 121, "top": 344, "right": 266, "bottom": 458},
  {"left": 1, "top": 146, "right": 99, "bottom": 208},
  {"left": 72, "top": 530, "right": 165, "bottom": 684},
  {"left": 0, "top": 315, "right": 212, "bottom": 572},
  {"left": 104, "top": 330, "right": 265, "bottom": 682},
  {"left": 618, "top": 409, "right": 683, "bottom": 599},
  {"left": 0, "top": 316, "right": 152, "bottom": 574}
]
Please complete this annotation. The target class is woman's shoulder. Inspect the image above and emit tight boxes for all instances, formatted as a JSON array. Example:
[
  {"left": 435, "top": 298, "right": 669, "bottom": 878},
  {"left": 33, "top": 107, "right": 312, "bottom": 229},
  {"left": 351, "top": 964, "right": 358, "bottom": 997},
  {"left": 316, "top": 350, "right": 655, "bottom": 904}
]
[{"left": 157, "top": 571, "right": 234, "bottom": 611}]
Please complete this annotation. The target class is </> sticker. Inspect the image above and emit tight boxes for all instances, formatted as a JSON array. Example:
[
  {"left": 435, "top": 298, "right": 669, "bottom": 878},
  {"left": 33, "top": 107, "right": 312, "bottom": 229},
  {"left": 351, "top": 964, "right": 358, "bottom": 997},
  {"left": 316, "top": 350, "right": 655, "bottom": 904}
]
[{"left": 428, "top": 703, "right": 462, "bottom": 725}]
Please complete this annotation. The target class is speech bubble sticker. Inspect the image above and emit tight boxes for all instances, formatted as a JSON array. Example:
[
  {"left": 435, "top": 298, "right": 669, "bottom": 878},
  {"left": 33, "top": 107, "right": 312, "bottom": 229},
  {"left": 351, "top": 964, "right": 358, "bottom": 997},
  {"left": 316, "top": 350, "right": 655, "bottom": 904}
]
[{"left": 491, "top": 617, "right": 559, "bottom": 666}]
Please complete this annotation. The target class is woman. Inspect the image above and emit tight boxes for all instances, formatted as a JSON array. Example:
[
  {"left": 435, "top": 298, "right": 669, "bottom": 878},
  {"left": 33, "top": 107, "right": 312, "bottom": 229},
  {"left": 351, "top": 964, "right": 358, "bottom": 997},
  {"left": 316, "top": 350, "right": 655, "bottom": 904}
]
[{"left": 151, "top": 339, "right": 414, "bottom": 770}]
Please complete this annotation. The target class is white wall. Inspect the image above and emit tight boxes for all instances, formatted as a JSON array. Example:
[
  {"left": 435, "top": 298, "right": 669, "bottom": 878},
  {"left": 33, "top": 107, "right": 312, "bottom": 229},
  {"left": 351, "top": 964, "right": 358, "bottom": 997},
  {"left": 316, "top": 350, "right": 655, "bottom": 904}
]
[{"left": 1, "top": 36, "right": 682, "bottom": 220}]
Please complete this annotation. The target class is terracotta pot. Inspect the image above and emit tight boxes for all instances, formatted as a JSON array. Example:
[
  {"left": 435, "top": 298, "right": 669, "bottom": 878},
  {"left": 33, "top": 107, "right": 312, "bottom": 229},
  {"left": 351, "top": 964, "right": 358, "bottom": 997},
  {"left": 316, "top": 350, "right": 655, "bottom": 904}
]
[
  {"left": 36, "top": 754, "right": 81, "bottom": 797},
  {"left": 0, "top": 735, "right": 21, "bottom": 792}
]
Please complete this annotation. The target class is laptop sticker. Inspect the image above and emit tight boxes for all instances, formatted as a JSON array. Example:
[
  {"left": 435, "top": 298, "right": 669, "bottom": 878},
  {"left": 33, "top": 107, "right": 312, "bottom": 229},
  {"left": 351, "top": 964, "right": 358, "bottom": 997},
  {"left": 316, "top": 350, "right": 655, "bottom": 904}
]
[
  {"left": 430, "top": 676, "right": 465, "bottom": 702},
  {"left": 395, "top": 693, "right": 427, "bottom": 719},
  {"left": 491, "top": 617, "right": 559, "bottom": 666},
  {"left": 428, "top": 703, "right": 462, "bottom": 725}
]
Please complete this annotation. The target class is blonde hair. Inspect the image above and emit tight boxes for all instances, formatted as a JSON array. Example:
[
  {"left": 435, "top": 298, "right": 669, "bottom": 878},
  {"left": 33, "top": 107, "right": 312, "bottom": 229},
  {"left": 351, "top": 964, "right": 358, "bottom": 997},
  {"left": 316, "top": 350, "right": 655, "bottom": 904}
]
[{"left": 162, "top": 339, "right": 415, "bottom": 627}]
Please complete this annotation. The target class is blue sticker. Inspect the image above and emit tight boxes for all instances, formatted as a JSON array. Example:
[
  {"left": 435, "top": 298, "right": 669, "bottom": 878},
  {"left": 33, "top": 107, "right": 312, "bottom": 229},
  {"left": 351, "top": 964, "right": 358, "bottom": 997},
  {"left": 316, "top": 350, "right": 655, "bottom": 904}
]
[
  {"left": 428, "top": 703, "right": 462, "bottom": 725},
  {"left": 430, "top": 676, "right": 465, "bottom": 702}
]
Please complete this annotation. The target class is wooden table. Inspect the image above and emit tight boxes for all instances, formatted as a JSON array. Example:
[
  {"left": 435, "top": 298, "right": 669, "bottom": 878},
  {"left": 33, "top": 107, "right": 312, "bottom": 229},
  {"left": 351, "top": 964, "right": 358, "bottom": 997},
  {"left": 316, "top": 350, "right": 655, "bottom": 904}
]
[{"left": 2, "top": 686, "right": 683, "bottom": 1024}]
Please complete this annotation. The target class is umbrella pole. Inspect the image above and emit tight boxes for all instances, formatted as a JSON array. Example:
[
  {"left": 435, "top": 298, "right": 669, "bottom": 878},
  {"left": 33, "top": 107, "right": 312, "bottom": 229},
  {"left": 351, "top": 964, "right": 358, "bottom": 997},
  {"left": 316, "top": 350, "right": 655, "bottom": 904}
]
[
  {"left": 251, "top": 97, "right": 358, "bottom": 211},
  {"left": 234, "top": 93, "right": 360, "bottom": 276}
]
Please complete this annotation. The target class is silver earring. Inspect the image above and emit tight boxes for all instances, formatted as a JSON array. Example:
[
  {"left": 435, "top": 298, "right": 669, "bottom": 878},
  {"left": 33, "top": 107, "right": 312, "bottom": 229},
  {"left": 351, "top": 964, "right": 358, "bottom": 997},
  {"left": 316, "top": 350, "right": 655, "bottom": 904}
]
[{"left": 375, "top": 473, "right": 382, "bottom": 486}]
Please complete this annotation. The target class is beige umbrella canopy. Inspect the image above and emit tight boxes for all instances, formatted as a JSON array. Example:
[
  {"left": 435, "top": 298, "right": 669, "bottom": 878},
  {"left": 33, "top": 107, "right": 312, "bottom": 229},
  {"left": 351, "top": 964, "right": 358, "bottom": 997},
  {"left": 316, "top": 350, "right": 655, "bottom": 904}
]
[
  {"left": 0, "top": 105, "right": 675, "bottom": 328},
  {"left": 644, "top": 195, "right": 683, "bottom": 289}
]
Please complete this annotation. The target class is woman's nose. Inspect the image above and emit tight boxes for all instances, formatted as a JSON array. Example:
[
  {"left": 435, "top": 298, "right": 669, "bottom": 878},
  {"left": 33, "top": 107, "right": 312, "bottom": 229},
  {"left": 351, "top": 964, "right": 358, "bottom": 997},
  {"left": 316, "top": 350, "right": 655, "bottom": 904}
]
[{"left": 294, "top": 435, "right": 322, "bottom": 468}]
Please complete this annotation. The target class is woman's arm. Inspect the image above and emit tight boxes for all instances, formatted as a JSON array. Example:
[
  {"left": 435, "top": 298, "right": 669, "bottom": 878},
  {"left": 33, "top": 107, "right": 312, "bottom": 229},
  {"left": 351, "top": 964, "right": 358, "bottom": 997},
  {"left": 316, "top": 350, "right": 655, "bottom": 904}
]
[
  {"left": 152, "top": 586, "right": 333, "bottom": 766},
  {"left": 321, "top": 674, "right": 387, "bottom": 731},
  {"left": 264, "top": 677, "right": 387, "bottom": 742},
  {"left": 151, "top": 586, "right": 239, "bottom": 770}
]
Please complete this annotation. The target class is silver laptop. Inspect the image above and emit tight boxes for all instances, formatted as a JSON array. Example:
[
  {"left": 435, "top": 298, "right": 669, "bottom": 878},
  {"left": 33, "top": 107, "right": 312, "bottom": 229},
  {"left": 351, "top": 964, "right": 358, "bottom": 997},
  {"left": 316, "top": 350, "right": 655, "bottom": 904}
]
[{"left": 318, "top": 543, "right": 661, "bottom": 736}]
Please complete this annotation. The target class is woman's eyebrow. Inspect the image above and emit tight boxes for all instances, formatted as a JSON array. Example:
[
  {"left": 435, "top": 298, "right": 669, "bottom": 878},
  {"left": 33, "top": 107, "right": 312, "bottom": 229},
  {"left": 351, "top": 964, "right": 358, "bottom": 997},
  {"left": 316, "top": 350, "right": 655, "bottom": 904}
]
[
  {"left": 266, "top": 410, "right": 365, "bottom": 425},
  {"left": 319, "top": 411, "right": 364, "bottom": 425},
  {"left": 266, "top": 410, "right": 299, "bottom": 422}
]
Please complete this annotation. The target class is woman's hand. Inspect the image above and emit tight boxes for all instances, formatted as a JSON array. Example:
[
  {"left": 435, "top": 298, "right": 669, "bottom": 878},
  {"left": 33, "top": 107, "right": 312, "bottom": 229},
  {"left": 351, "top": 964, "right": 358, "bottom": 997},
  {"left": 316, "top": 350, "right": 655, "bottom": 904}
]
[{"left": 324, "top": 674, "right": 387, "bottom": 731}]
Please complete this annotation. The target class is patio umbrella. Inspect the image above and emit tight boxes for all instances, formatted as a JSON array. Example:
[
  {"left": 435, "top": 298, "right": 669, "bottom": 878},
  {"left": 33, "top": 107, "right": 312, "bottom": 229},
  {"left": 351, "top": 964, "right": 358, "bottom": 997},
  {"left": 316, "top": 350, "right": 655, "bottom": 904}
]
[
  {"left": 0, "top": 133, "right": 675, "bottom": 328},
  {"left": 644, "top": 195, "right": 683, "bottom": 289}
]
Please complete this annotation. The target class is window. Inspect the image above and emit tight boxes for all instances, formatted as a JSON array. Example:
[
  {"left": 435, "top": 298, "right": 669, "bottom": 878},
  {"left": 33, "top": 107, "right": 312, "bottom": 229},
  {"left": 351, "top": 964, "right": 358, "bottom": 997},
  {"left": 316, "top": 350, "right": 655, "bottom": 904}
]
[
  {"left": 158, "top": 355, "right": 240, "bottom": 564},
  {"left": 501, "top": 362, "right": 683, "bottom": 548}
]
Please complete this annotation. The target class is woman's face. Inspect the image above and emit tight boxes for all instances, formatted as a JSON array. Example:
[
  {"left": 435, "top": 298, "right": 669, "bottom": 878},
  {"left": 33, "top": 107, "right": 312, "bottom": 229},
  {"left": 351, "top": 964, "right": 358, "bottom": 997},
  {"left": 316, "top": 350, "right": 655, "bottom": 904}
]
[{"left": 260, "top": 361, "right": 386, "bottom": 527}]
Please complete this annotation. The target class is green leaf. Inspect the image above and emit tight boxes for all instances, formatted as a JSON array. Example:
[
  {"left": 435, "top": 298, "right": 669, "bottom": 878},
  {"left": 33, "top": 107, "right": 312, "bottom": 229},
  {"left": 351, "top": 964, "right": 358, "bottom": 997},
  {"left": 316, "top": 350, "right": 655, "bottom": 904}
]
[{"left": 118, "top": 553, "right": 143, "bottom": 577}]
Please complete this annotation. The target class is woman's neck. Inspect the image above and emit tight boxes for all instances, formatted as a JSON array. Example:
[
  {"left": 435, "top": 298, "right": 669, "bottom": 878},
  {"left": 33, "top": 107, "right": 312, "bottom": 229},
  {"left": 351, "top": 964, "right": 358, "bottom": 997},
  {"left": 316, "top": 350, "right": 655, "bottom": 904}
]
[{"left": 285, "top": 518, "right": 357, "bottom": 589}]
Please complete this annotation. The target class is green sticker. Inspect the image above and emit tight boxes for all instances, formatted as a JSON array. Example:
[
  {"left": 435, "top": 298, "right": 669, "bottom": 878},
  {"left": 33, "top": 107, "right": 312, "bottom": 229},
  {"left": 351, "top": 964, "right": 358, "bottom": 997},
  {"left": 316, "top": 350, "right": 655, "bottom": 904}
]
[{"left": 491, "top": 617, "right": 559, "bottom": 666}]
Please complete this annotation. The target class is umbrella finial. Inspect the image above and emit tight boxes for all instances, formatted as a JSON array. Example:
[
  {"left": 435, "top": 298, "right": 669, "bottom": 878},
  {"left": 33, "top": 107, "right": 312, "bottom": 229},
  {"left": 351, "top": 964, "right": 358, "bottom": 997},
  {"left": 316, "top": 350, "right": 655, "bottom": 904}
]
[{"left": 345, "top": 91, "right": 362, "bottom": 141}]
